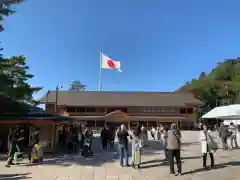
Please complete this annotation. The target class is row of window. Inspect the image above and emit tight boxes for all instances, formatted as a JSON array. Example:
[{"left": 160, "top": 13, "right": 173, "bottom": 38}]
[
  {"left": 64, "top": 107, "right": 194, "bottom": 114},
  {"left": 84, "top": 120, "right": 178, "bottom": 128},
  {"left": 143, "top": 108, "right": 176, "bottom": 113}
]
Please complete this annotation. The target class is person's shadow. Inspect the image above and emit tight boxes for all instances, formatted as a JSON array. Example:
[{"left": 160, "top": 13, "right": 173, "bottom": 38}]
[
  {"left": 182, "top": 163, "right": 228, "bottom": 175},
  {"left": 0, "top": 173, "right": 31, "bottom": 180}
]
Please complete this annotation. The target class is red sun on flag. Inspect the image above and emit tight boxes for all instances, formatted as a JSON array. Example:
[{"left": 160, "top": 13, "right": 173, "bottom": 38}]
[{"left": 107, "top": 60, "right": 116, "bottom": 69}]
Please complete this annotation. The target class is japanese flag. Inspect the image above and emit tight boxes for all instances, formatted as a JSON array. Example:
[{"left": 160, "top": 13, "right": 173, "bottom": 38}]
[{"left": 101, "top": 53, "right": 121, "bottom": 72}]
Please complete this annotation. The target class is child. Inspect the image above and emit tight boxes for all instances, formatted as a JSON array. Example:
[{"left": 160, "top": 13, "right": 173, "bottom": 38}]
[{"left": 31, "top": 144, "right": 43, "bottom": 163}]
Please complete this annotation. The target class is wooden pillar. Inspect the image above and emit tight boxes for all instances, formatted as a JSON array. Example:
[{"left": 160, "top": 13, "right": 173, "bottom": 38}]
[{"left": 51, "top": 123, "right": 56, "bottom": 149}]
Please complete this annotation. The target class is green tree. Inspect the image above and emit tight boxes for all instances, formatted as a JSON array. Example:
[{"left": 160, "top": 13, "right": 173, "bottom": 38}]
[
  {"left": 0, "top": 56, "right": 42, "bottom": 100},
  {"left": 69, "top": 80, "right": 86, "bottom": 92},
  {"left": 179, "top": 58, "right": 240, "bottom": 114},
  {"left": 0, "top": 0, "right": 24, "bottom": 32}
]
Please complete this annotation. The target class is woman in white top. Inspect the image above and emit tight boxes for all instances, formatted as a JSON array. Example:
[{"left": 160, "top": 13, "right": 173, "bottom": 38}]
[{"left": 199, "top": 125, "right": 215, "bottom": 168}]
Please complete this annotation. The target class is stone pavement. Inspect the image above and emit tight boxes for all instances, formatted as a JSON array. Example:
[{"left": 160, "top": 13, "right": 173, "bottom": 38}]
[{"left": 0, "top": 131, "right": 239, "bottom": 180}]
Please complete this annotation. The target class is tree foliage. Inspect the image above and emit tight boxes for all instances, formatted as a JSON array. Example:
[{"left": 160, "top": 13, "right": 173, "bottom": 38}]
[
  {"left": 69, "top": 80, "right": 86, "bottom": 92},
  {"left": 0, "top": 56, "right": 42, "bottom": 100},
  {"left": 0, "top": 0, "right": 24, "bottom": 32},
  {"left": 0, "top": 1, "right": 41, "bottom": 101},
  {"left": 178, "top": 58, "right": 240, "bottom": 113}
]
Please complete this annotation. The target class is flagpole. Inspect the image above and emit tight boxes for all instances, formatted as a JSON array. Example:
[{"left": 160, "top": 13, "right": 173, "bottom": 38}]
[{"left": 98, "top": 48, "right": 103, "bottom": 91}]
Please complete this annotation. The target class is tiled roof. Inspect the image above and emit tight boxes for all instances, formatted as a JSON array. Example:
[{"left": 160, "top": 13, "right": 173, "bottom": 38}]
[{"left": 39, "top": 91, "right": 202, "bottom": 107}]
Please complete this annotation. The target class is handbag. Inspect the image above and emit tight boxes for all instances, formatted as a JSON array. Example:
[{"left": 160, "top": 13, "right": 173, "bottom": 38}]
[
  {"left": 207, "top": 139, "right": 218, "bottom": 151},
  {"left": 205, "top": 132, "right": 218, "bottom": 151}
]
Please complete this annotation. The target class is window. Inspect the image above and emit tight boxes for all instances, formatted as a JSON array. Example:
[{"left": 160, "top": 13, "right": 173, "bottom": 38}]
[
  {"left": 77, "top": 107, "right": 85, "bottom": 112},
  {"left": 180, "top": 108, "right": 186, "bottom": 114},
  {"left": 86, "top": 108, "right": 96, "bottom": 112},
  {"left": 107, "top": 108, "right": 115, "bottom": 113},
  {"left": 143, "top": 108, "right": 149, "bottom": 113},
  {"left": 187, "top": 108, "right": 193, "bottom": 114},
  {"left": 97, "top": 108, "right": 105, "bottom": 112},
  {"left": 66, "top": 107, "right": 76, "bottom": 112},
  {"left": 119, "top": 108, "right": 127, "bottom": 113}
]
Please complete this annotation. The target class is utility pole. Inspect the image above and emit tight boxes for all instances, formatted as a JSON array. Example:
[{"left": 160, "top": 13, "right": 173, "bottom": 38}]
[{"left": 55, "top": 85, "right": 63, "bottom": 113}]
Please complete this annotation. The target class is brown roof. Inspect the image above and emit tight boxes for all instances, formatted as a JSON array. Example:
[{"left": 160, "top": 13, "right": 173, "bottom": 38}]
[{"left": 38, "top": 91, "right": 201, "bottom": 107}]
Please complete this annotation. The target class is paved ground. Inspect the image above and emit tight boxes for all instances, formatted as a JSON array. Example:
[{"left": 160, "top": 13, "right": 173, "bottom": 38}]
[{"left": 0, "top": 131, "right": 239, "bottom": 180}]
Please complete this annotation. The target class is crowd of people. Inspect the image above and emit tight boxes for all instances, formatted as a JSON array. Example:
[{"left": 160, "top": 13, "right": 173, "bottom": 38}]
[
  {"left": 107, "top": 122, "right": 239, "bottom": 176},
  {"left": 4, "top": 122, "right": 239, "bottom": 177},
  {"left": 58, "top": 125, "right": 94, "bottom": 156}
]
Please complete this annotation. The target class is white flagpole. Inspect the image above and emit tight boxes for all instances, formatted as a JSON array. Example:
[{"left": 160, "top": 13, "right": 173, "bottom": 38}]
[{"left": 98, "top": 48, "right": 103, "bottom": 91}]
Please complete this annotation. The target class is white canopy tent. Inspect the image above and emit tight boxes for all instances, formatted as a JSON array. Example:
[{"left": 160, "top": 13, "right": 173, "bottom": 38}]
[
  {"left": 202, "top": 104, "right": 240, "bottom": 146},
  {"left": 223, "top": 120, "right": 240, "bottom": 126},
  {"left": 202, "top": 104, "right": 240, "bottom": 120}
]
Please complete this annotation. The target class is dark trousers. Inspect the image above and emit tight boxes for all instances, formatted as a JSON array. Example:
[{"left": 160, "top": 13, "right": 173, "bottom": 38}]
[
  {"left": 168, "top": 149, "right": 181, "bottom": 173},
  {"left": 203, "top": 152, "right": 214, "bottom": 167},
  {"left": 102, "top": 139, "right": 107, "bottom": 149},
  {"left": 221, "top": 137, "right": 228, "bottom": 150}
]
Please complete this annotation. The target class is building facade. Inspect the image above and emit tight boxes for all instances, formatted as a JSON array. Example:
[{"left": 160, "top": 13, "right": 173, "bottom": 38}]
[{"left": 39, "top": 91, "right": 201, "bottom": 129}]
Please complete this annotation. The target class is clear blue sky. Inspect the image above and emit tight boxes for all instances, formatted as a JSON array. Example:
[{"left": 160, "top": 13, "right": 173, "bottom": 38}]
[{"left": 2, "top": 0, "right": 240, "bottom": 100}]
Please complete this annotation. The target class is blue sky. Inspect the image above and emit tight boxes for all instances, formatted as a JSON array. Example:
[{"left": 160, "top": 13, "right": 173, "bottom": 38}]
[{"left": 2, "top": 0, "right": 240, "bottom": 100}]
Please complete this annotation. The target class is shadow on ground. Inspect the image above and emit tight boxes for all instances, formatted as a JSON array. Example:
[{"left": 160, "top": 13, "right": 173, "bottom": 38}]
[
  {"left": 181, "top": 155, "right": 202, "bottom": 160},
  {"left": 142, "top": 140, "right": 162, "bottom": 156},
  {"left": 20, "top": 138, "right": 163, "bottom": 167},
  {"left": 181, "top": 142, "right": 200, "bottom": 146},
  {"left": 140, "top": 160, "right": 169, "bottom": 169},
  {"left": 182, "top": 163, "right": 229, "bottom": 175},
  {"left": 182, "top": 161, "right": 240, "bottom": 175},
  {"left": 0, "top": 173, "right": 31, "bottom": 180}
]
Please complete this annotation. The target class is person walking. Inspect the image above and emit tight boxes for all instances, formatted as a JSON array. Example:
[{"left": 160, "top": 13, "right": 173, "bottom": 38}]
[
  {"left": 156, "top": 127, "right": 161, "bottom": 140},
  {"left": 77, "top": 127, "right": 83, "bottom": 150},
  {"left": 228, "top": 122, "right": 239, "bottom": 149},
  {"left": 101, "top": 127, "right": 108, "bottom": 150},
  {"left": 130, "top": 125, "right": 142, "bottom": 169},
  {"left": 161, "top": 126, "right": 168, "bottom": 161},
  {"left": 167, "top": 123, "right": 182, "bottom": 176},
  {"left": 141, "top": 125, "right": 147, "bottom": 146},
  {"left": 14, "top": 129, "right": 25, "bottom": 164},
  {"left": 117, "top": 124, "right": 129, "bottom": 167},
  {"left": 199, "top": 125, "right": 216, "bottom": 169},
  {"left": 5, "top": 126, "right": 20, "bottom": 167},
  {"left": 218, "top": 122, "right": 229, "bottom": 150},
  {"left": 151, "top": 126, "right": 156, "bottom": 140},
  {"left": 114, "top": 126, "right": 121, "bottom": 156}
]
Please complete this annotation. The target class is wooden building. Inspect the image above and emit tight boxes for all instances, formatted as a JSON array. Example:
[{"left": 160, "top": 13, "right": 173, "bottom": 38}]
[{"left": 39, "top": 91, "right": 201, "bottom": 129}]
